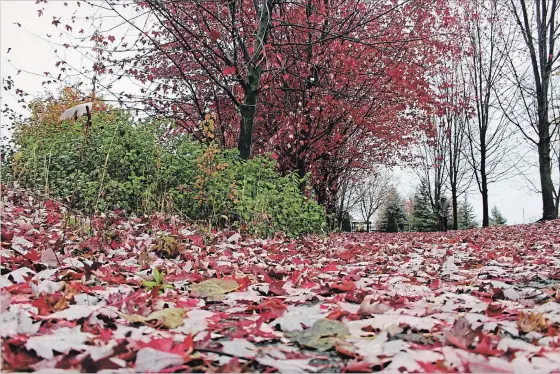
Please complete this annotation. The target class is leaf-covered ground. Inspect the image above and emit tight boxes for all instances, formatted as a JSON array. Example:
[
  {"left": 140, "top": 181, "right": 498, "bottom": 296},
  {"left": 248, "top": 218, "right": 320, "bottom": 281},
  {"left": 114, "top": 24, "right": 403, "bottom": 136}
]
[{"left": 2, "top": 187, "right": 560, "bottom": 373}]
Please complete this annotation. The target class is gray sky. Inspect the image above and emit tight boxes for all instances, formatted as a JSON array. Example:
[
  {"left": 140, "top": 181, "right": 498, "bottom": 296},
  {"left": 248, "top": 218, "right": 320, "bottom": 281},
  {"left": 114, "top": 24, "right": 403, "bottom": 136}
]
[{"left": 0, "top": 1, "right": 549, "bottom": 225}]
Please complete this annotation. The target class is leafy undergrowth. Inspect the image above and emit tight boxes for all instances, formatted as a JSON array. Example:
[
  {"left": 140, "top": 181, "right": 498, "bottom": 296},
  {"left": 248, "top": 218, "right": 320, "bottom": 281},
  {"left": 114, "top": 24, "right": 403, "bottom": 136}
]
[{"left": 1, "top": 187, "right": 560, "bottom": 373}]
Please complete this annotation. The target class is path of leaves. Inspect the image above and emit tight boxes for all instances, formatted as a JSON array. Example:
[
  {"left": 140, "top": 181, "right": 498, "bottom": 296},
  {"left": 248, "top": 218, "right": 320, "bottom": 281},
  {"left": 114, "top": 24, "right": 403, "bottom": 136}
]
[{"left": 2, "top": 187, "right": 560, "bottom": 373}]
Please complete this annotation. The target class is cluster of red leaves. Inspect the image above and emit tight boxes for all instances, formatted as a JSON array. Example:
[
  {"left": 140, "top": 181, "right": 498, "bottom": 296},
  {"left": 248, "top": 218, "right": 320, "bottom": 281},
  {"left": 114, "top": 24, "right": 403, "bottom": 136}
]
[{"left": 1, "top": 186, "right": 560, "bottom": 373}]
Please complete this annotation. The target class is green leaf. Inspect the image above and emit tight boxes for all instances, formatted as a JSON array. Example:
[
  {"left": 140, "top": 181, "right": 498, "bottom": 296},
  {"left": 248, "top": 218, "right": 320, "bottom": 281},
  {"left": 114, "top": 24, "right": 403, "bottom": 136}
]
[
  {"left": 142, "top": 280, "right": 157, "bottom": 289},
  {"left": 153, "top": 268, "right": 162, "bottom": 284}
]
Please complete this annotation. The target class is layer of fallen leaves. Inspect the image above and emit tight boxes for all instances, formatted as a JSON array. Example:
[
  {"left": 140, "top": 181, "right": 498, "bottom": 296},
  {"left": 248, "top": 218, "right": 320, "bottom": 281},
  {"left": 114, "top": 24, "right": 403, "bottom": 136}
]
[{"left": 2, "top": 186, "right": 560, "bottom": 373}]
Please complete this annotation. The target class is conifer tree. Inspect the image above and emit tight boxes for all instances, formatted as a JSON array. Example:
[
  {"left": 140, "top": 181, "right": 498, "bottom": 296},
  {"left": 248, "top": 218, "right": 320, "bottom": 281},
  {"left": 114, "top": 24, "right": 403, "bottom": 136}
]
[
  {"left": 490, "top": 206, "right": 507, "bottom": 226},
  {"left": 410, "top": 181, "right": 438, "bottom": 232},
  {"left": 379, "top": 187, "right": 407, "bottom": 232},
  {"left": 458, "top": 196, "right": 478, "bottom": 229}
]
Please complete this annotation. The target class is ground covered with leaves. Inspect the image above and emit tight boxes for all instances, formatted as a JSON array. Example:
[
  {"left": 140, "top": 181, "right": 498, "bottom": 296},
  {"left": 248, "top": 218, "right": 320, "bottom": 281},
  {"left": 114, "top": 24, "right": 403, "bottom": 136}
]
[{"left": 1, "top": 187, "right": 560, "bottom": 373}]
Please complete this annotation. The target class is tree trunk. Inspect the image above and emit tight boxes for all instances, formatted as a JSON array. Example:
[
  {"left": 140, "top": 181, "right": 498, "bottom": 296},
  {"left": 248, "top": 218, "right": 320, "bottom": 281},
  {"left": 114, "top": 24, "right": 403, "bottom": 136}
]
[
  {"left": 481, "top": 184, "right": 489, "bottom": 227},
  {"left": 316, "top": 184, "right": 336, "bottom": 230},
  {"left": 538, "top": 136, "right": 557, "bottom": 219},
  {"left": 238, "top": 68, "right": 261, "bottom": 159},
  {"left": 451, "top": 184, "right": 458, "bottom": 230},
  {"left": 237, "top": 0, "right": 274, "bottom": 159},
  {"left": 480, "top": 161, "right": 489, "bottom": 227},
  {"left": 480, "top": 134, "right": 489, "bottom": 227}
]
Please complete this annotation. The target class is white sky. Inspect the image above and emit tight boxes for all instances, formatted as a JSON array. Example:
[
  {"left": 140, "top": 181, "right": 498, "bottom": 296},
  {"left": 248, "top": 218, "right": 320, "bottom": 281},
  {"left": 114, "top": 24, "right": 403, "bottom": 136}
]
[{"left": 0, "top": 0, "right": 548, "bottom": 225}]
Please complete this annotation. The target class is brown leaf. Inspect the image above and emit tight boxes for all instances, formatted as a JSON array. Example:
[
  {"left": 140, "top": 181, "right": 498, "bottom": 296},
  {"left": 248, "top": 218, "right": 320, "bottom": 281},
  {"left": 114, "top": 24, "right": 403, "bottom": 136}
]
[
  {"left": 444, "top": 317, "right": 479, "bottom": 349},
  {"left": 517, "top": 312, "right": 548, "bottom": 333},
  {"left": 491, "top": 287, "right": 505, "bottom": 300},
  {"left": 52, "top": 295, "right": 68, "bottom": 311}
]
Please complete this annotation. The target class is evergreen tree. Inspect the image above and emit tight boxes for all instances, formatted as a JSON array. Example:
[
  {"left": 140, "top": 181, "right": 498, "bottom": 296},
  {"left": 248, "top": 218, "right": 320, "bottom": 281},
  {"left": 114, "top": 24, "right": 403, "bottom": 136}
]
[
  {"left": 457, "top": 196, "right": 478, "bottom": 229},
  {"left": 410, "top": 181, "right": 438, "bottom": 232},
  {"left": 490, "top": 206, "right": 507, "bottom": 226},
  {"left": 379, "top": 187, "right": 407, "bottom": 232}
]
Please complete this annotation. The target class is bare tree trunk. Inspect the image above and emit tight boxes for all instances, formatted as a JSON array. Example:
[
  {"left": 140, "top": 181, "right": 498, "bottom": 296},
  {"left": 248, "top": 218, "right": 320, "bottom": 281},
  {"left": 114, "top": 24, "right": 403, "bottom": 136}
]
[
  {"left": 480, "top": 145, "right": 489, "bottom": 227},
  {"left": 506, "top": 0, "right": 559, "bottom": 219},
  {"left": 465, "top": 0, "right": 516, "bottom": 227},
  {"left": 538, "top": 135, "right": 556, "bottom": 219},
  {"left": 451, "top": 184, "right": 458, "bottom": 230}
]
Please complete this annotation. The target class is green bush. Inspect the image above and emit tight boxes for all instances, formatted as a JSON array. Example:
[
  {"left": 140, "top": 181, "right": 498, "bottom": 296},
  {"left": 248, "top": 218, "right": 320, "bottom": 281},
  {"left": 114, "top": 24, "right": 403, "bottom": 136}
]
[{"left": 9, "top": 111, "right": 325, "bottom": 237}]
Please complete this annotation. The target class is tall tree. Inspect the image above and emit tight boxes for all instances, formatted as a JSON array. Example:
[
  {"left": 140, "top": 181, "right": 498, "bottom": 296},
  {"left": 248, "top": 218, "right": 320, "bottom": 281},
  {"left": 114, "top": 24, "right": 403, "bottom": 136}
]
[
  {"left": 415, "top": 127, "right": 448, "bottom": 219},
  {"left": 355, "top": 170, "right": 391, "bottom": 232},
  {"left": 434, "top": 58, "right": 473, "bottom": 230},
  {"left": 465, "top": 0, "right": 517, "bottom": 227},
  {"left": 500, "top": 0, "right": 560, "bottom": 220},
  {"left": 103, "top": 0, "right": 451, "bottom": 162},
  {"left": 334, "top": 168, "right": 362, "bottom": 231}
]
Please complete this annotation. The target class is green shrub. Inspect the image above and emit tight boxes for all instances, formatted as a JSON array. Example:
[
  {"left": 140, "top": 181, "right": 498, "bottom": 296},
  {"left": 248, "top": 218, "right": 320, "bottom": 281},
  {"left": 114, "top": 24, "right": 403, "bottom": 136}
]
[{"left": 10, "top": 111, "right": 325, "bottom": 237}]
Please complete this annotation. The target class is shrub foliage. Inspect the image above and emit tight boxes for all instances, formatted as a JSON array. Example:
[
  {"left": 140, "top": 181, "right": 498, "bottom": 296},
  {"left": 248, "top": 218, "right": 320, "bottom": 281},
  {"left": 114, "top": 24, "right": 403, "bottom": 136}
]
[{"left": 8, "top": 111, "right": 325, "bottom": 237}]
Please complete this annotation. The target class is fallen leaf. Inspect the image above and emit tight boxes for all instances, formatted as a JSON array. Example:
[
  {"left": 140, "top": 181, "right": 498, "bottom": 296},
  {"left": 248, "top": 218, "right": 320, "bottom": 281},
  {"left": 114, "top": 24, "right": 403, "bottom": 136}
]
[
  {"left": 25, "top": 326, "right": 91, "bottom": 360},
  {"left": 49, "top": 304, "right": 97, "bottom": 320},
  {"left": 191, "top": 279, "right": 239, "bottom": 300},
  {"left": 286, "top": 318, "right": 348, "bottom": 351},
  {"left": 221, "top": 338, "right": 258, "bottom": 358},
  {"left": 123, "top": 308, "right": 187, "bottom": 329},
  {"left": 146, "top": 308, "right": 187, "bottom": 329},
  {"left": 517, "top": 312, "right": 548, "bottom": 333},
  {"left": 256, "top": 356, "right": 318, "bottom": 373},
  {"left": 358, "top": 297, "right": 392, "bottom": 316},
  {"left": 7, "top": 267, "right": 35, "bottom": 283},
  {"left": 135, "top": 347, "right": 184, "bottom": 372},
  {"left": 272, "top": 304, "right": 327, "bottom": 332},
  {"left": 40, "top": 247, "right": 60, "bottom": 267},
  {"left": 444, "top": 317, "right": 478, "bottom": 349}
]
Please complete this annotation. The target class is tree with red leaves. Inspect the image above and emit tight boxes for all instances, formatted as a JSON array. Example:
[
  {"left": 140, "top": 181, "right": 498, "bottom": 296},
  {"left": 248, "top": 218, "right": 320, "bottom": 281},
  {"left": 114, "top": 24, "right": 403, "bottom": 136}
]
[
  {"left": 117, "top": 0, "right": 453, "bottom": 160},
  {"left": 9, "top": 0, "right": 461, "bottom": 216},
  {"left": 99, "top": 0, "right": 458, "bottom": 215}
]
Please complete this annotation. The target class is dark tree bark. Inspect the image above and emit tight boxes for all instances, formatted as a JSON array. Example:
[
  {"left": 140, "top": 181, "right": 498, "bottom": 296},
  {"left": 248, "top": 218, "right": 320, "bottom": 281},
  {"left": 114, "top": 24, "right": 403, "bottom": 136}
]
[
  {"left": 466, "top": 0, "right": 516, "bottom": 227},
  {"left": 504, "top": 0, "right": 559, "bottom": 220}
]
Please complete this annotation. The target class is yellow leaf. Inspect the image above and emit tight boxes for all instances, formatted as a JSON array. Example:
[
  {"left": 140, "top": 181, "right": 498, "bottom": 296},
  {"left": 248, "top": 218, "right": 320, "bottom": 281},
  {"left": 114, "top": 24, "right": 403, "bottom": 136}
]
[
  {"left": 146, "top": 308, "right": 187, "bottom": 329},
  {"left": 121, "top": 308, "right": 187, "bottom": 329},
  {"left": 121, "top": 313, "right": 147, "bottom": 323},
  {"left": 518, "top": 312, "right": 548, "bottom": 333},
  {"left": 191, "top": 279, "right": 239, "bottom": 300}
]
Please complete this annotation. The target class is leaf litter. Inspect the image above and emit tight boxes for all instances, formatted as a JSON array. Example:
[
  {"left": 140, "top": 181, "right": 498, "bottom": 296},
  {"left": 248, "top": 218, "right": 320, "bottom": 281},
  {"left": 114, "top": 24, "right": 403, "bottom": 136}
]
[{"left": 1, "top": 187, "right": 560, "bottom": 372}]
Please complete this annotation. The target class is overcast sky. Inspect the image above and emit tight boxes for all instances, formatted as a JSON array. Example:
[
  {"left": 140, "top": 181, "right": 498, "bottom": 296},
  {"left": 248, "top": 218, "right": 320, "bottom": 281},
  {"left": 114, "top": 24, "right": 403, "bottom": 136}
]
[{"left": 0, "top": 1, "right": 550, "bottom": 225}]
